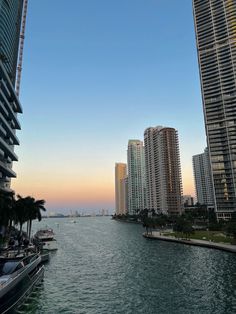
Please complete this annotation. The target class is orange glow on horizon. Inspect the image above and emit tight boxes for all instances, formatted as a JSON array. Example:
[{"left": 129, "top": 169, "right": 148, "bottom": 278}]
[
  {"left": 12, "top": 162, "right": 195, "bottom": 208},
  {"left": 12, "top": 175, "right": 115, "bottom": 206}
]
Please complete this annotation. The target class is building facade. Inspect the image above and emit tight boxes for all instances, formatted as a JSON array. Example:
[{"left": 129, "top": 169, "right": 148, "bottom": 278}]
[
  {"left": 182, "top": 195, "right": 195, "bottom": 207},
  {"left": 193, "top": 0, "right": 236, "bottom": 219},
  {"left": 0, "top": 0, "right": 23, "bottom": 191},
  {"left": 144, "top": 126, "right": 183, "bottom": 215},
  {"left": 0, "top": 0, "right": 23, "bottom": 85},
  {"left": 121, "top": 176, "right": 129, "bottom": 214},
  {"left": 193, "top": 148, "right": 215, "bottom": 206},
  {"left": 127, "top": 140, "right": 146, "bottom": 215},
  {"left": 115, "top": 163, "right": 128, "bottom": 215}
]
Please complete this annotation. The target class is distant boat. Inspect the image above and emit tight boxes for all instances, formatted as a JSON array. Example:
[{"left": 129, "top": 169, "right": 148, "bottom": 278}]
[{"left": 0, "top": 253, "right": 44, "bottom": 313}]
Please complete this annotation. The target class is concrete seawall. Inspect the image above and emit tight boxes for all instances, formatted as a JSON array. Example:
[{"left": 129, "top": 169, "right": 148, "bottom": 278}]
[{"left": 143, "top": 231, "right": 236, "bottom": 253}]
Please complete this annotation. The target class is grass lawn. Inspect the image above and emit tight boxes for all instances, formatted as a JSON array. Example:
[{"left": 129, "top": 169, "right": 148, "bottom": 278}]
[{"left": 163, "top": 230, "right": 232, "bottom": 244}]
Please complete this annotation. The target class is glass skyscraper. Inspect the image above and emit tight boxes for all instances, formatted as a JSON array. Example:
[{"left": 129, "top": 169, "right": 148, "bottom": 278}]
[
  {"left": 0, "top": 0, "right": 23, "bottom": 191},
  {"left": 193, "top": 0, "right": 236, "bottom": 219},
  {"left": 0, "top": 0, "right": 23, "bottom": 84},
  {"left": 193, "top": 148, "right": 214, "bottom": 206},
  {"left": 127, "top": 140, "right": 146, "bottom": 215}
]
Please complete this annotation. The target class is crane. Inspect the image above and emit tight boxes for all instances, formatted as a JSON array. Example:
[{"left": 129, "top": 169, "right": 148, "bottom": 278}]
[{"left": 15, "top": 0, "right": 28, "bottom": 97}]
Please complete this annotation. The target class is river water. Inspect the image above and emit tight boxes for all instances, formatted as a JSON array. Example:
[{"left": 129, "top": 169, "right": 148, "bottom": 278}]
[{"left": 20, "top": 217, "right": 236, "bottom": 314}]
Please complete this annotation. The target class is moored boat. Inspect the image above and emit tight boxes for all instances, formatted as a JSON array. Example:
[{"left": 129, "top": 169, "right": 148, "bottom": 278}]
[
  {"left": 0, "top": 254, "right": 44, "bottom": 313},
  {"left": 34, "top": 228, "right": 54, "bottom": 241},
  {"left": 34, "top": 228, "right": 58, "bottom": 251},
  {"left": 40, "top": 251, "right": 50, "bottom": 264}
]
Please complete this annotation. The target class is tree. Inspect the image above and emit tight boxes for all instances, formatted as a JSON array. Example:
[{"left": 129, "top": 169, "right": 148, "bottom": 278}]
[
  {"left": 143, "top": 217, "right": 154, "bottom": 235},
  {"left": 224, "top": 222, "right": 236, "bottom": 244},
  {"left": 14, "top": 195, "right": 29, "bottom": 235},
  {"left": 27, "top": 197, "right": 46, "bottom": 239},
  {"left": 139, "top": 208, "right": 149, "bottom": 223},
  {"left": 173, "top": 217, "right": 194, "bottom": 239},
  {"left": 0, "top": 191, "right": 15, "bottom": 231},
  {"left": 182, "top": 224, "right": 194, "bottom": 240},
  {"left": 154, "top": 214, "right": 168, "bottom": 229},
  {"left": 15, "top": 195, "right": 46, "bottom": 239}
]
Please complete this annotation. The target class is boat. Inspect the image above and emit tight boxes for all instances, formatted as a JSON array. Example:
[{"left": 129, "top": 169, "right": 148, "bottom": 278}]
[
  {"left": 34, "top": 228, "right": 54, "bottom": 241},
  {"left": 40, "top": 251, "right": 50, "bottom": 264},
  {"left": 34, "top": 228, "right": 58, "bottom": 251},
  {"left": 0, "top": 253, "right": 44, "bottom": 313}
]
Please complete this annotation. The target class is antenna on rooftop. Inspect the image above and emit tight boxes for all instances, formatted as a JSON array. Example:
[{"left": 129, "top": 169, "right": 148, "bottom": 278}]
[{"left": 16, "top": 0, "right": 28, "bottom": 97}]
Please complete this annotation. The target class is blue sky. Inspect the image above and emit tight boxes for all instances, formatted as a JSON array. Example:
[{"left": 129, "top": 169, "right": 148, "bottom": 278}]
[{"left": 12, "top": 0, "right": 206, "bottom": 212}]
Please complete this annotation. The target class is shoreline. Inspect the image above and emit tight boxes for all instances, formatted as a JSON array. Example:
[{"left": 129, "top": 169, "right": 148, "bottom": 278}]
[
  {"left": 112, "top": 218, "right": 141, "bottom": 224},
  {"left": 143, "top": 231, "right": 236, "bottom": 253}
]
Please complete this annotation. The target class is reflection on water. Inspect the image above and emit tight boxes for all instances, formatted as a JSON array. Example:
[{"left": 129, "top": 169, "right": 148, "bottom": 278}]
[{"left": 19, "top": 217, "right": 236, "bottom": 314}]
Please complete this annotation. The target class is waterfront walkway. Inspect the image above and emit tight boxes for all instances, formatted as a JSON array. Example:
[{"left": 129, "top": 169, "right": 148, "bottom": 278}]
[{"left": 143, "top": 231, "right": 236, "bottom": 253}]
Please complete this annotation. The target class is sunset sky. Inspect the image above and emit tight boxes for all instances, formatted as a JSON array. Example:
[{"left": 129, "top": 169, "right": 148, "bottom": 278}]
[{"left": 12, "top": 0, "right": 206, "bottom": 213}]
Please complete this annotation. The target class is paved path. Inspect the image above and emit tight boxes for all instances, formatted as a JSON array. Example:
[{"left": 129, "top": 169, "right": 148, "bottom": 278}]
[{"left": 143, "top": 231, "right": 236, "bottom": 253}]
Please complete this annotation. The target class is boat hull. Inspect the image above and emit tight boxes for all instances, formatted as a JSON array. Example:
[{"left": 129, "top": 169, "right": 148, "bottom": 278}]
[
  {"left": 41, "top": 240, "right": 58, "bottom": 251},
  {"left": 0, "top": 265, "right": 44, "bottom": 314}
]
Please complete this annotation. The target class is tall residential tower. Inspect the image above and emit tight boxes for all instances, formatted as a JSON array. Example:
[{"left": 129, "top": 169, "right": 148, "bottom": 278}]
[
  {"left": 193, "top": 148, "right": 214, "bottom": 206},
  {"left": 127, "top": 140, "right": 146, "bottom": 215},
  {"left": 193, "top": 0, "right": 236, "bottom": 219},
  {"left": 0, "top": 0, "right": 24, "bottom": 191},
  {"left": 144, "top": 126, "right": 183, "bottom": 215},
  {"left": 115, "top": 163, "right": 128, "bottom": 215}
]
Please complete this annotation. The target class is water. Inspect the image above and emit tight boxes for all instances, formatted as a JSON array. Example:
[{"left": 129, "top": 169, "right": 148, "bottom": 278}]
[{"left": 20, "top": 217, "right": 236, "bottom": 314}]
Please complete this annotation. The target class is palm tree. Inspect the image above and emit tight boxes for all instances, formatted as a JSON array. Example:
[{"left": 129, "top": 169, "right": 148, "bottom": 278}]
[
  {"left": 14, "top": 195, "right": 46, "bottom": 240},
  {"left": 14, "top": 195, "right": 29, "bottom": 235},
  {"left": 27, "top": 197, "right": 46, "bottom": 240}
]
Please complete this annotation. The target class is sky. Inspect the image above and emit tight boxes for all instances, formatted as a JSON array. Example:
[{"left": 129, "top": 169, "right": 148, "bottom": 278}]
[{"left": 12, "top": 0, "right": 206, "bottom": 213}]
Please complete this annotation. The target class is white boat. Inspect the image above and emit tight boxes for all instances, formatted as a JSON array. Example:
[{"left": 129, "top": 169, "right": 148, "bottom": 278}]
[
  {"left": 34, "top": 228, "right": 54, "bottom": 241},
  {"left": 34, "top": 228, "right": 58, "bottom": 251}
]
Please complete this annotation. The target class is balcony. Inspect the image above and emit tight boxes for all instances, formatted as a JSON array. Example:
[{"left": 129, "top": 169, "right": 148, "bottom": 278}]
[
  {"left": 0, "top": 89, "right": 21, "bottom": 129},
  {"left": 0, "top": 61, "right": 23, "bottom": 114},
  {"left": 0, "top": 159, "right": 16, "bottom": 178},
  {"left": 0, "top": 137, "right": 18, "bottom": 161}
]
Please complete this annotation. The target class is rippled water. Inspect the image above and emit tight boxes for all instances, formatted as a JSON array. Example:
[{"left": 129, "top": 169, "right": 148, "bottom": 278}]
[{"left": 19, "top": 217, "right": 236, "bottom": 314}]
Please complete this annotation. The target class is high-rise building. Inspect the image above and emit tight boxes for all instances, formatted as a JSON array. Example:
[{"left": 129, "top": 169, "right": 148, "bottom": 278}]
[
  {"left": 115, "top": 163, "right": 127, "bottom": 215},
  {"left": 193, "top": 148, "right": 214, "bottom": 206},
  {"left": 121, "top": 176, "right": 129, "bottom": 214},
  {"left": 193, "top": 0, "right": 236, "bottom": 219},
  {"left": 0, "top": 0, "right": 24, "bottom": 85},
  {"left": 144, "top": 126, "right": 183, "bottom": 215},
  {"left": 182, "top": 195, "right": 195, "bottom": 207},
  {"left": 0, "top": 0, "right": 23, "bottom": 191},
  {"left": 127, "top": 140, "right": 146, "bottom": 215}
]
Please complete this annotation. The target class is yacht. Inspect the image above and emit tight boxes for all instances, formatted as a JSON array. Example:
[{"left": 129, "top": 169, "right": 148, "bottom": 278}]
[
  {"left": 34, "top": 228, "right": 58, "bottom": 251},
  {"left": 0, "top": 254, "right": 44, "bottom": 313}
]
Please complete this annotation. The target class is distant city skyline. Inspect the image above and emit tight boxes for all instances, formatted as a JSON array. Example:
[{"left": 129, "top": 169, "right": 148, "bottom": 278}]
[{"left": 12, "top": 0, "right": 206, "bottom": 211}]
